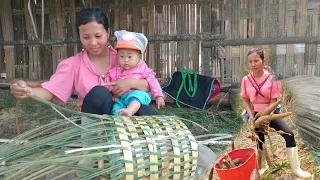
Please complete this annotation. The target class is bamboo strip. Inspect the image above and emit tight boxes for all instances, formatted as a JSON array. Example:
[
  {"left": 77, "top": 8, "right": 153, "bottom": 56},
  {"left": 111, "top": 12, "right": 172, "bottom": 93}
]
[
  {"left": 115, "top": 117, "right": 134, "bottom": 180},
  {"left": 138, "top": 117, "right": 159, "bottom": 180},
  {"left": 126, "top": 117, "right": 145, "bottom": 178}
]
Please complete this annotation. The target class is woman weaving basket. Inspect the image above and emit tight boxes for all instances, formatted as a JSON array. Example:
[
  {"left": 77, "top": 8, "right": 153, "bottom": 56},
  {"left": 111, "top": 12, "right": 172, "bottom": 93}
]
[
  {"left": 10, "top": 8, "right": 153, "bottom": 116},
  {"left": 9, "top": 7, "right": 218, "bottom": 179}
]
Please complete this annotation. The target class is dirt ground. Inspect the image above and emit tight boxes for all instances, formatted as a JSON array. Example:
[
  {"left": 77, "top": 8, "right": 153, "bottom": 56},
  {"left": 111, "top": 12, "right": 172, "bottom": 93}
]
[
  {"left": 1, "top": 107, "right": 318, "bottom": 180},
  {"left": 0, "top": 108, "right": 39, "bottom": 139},
  {"left": 0, "top": 91, "right": 319, "bottom": 179}
]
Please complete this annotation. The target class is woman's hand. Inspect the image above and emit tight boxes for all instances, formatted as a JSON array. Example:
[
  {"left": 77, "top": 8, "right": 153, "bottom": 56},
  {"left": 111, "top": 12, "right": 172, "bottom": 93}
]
[
  {"left": 10, "top": 80, "right": 31, "bottom": 100},
  {"left": 104, "top": 79, "right": 133, "bottom": 97},
  {"left": 156, "top": 96, "right": 165, "bottom": 109},
  {"left": 104, "top": 79, "right": 150, "bottom": 97}
]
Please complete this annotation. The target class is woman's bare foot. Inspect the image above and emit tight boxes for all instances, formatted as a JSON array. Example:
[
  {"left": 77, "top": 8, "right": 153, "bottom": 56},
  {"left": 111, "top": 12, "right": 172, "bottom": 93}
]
[{"left": 117, "top": 108, "right": 134, "bottom": 116}]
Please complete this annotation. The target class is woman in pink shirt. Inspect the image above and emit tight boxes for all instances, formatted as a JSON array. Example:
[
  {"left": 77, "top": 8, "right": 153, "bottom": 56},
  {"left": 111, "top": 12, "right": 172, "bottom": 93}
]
[
  {"left": 241, "top": 48, "right": 310, "bottom": 178},
  {"left": 10, "top": 8, "right": 153, "bottom": 116}
]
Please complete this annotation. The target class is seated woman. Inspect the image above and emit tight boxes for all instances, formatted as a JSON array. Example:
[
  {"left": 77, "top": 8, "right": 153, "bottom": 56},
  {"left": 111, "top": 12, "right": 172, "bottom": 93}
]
[{"left": 10, "top": 8, "right": 153, "bottom": 116}]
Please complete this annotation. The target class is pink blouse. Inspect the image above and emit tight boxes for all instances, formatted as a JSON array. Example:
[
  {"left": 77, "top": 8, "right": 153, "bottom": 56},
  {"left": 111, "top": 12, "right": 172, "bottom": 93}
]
[
  {"left": 240, "top": 72, "right": 281, "bottom": 112},
  {"left": 41, "top": 46, "right": 118, "bottom": 108},
  {"left": 108, "top": 60, "right": 164, "bottom": 98}
]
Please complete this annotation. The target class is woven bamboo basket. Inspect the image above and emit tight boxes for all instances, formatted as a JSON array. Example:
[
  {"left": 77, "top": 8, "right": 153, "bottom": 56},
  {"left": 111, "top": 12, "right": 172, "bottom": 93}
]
[{"left": 0, "top": 114, "right": 198, "bottom": 180}]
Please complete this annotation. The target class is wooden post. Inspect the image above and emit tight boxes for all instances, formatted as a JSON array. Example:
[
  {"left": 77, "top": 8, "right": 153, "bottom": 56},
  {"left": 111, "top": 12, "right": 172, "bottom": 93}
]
[
  {"left": 113, "top": 0, "right": 120, "bottom": 33},
  {"left": 0, "top": 20, "right": 3, "bottom": 75},
  {"left": 165, "top": 2, "right": 170, "bottom": 79},
  {"left": 200, "top": 1, "right": 212, "bottom": 76},
  {"left": 140, "top": 1, "right": 148, "bottom": 35},
  {"left": 231, "top": 0, "right": 240, "bottom": 40},
  {"left": 304, "top": 2, "right": 318, "bottom": 76},
  {"left": 147, "top": 0, "right": 155, "bottom": 71},
  {"left": 212, "top": 0, "right": 220, "bottom": 79},
  {"left": 170, "top": 2, "right": 176, "bottom": 75},
  {"left": 49, "top": 0, "right": 67, "bottom": 73},
  {"left": 195, "top": 1, "right": 200, "bottom": 74},
  {"left": 0, "top": 31, "right": 3, "bottom": 75},
  {"left": 24, "top": 0, "right": 41, "bottom": 79},
  {"left": 70, "top": 0, "right": 79, "bottom": 55},
  {"left": 189, "top": 1, "right": 195, "bottom": 73},
  {"left": 223, "top": 0, "right": 231, "bottom": 83},
  {"left": 248, "top": 0, "right": 255, "bottom": 38},
  {"left": 154, "top": 5, "right": 161, "bottom": 77},
  {"left": 126, "top": 0, "right": 133, "bottom": 31},
  {"left": 219, "top": 0, "right": 225, "bottom": 83},
  {"left": 312, "top": 12, "right": 320, "bottom": 76},
  {"left": 182, "top": 1, "right": 188, "bottom": 71},
  {"left": 119, "top": 0, "right": 128, "bottom": 30},
  {"left": 132, "top": 0, "right": 140, "bottom": 32},
  {"left": 231, "top": 0, "right": 240, "bottom": 83},
  {"left": 101, "top": 0, "right": 112, "bottom": 27},
  {"left": 1, "top": 0, "right": 15, "bottom": 79},
  {"left": 176, "top": 1, "right": 183, "bottom": 71},
  {"left": 295, "top": 0, "right": 308, "bottom": 75}
]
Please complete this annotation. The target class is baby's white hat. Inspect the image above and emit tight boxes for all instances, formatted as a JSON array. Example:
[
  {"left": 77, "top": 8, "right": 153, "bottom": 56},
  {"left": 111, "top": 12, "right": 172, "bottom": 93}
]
[{"left": 114, "top": 30, "right": 148, "bottom": 54}]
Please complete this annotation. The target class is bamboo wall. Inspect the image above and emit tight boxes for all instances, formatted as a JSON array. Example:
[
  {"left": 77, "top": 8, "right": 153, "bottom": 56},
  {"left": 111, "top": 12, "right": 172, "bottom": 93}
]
[
  {"left": 213, "top": 0, "right": 320, "bottom": 83},
  {"left": 0, "top": 0, "right": 320, "bottom": 83}
]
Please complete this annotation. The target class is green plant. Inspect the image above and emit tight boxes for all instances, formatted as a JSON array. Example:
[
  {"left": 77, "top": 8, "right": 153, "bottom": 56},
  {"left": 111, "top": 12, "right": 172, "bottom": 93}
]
[{"left": 270, "top": 162, "right": 288, "bottom": 174}]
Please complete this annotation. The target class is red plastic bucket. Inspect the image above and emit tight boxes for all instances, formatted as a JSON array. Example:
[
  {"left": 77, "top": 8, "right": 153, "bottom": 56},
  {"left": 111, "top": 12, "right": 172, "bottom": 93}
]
[{"left": 214, "top": 148, "right": 260, "bottom": 180}]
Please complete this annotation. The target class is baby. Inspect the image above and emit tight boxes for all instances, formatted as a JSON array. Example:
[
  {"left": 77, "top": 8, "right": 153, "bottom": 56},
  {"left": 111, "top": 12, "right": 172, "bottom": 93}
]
[{"left": 108, "top": 30, "right": 165, "bottom": 116}]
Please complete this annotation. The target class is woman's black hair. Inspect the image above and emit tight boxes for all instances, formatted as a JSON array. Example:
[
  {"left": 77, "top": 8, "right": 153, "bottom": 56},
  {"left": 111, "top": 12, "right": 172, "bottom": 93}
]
[
  {"left": 76, "top": 8, "right": 109, "bottom": 34},
  {"left": 247, "top": 48, "right": 264, "bottom": 61}
]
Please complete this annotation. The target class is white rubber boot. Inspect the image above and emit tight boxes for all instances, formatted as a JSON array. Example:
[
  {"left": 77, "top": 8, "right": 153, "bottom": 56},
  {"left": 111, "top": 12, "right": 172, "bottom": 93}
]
[{"left": 286, "top": 146, "right": 311, "bottom": 178}]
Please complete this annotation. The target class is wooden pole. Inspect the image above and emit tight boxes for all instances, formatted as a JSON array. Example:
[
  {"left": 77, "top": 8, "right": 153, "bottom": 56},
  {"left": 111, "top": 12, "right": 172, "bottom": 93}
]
[
  {"left": 70, "top": 0, "right": 78, "bottom": 55},
  {"left": 147, "top": 34, "right": 224, "bottom": 41},
  {"left": 48, "top": 0, "right": 67, "bottom": 73},
  {"left": 0, "top": 34, "right": 225, "bottom": 46},
  {"left": 24, "top": 0, "right": 41, "bottom": 79},
  {"left": 1, "top": 0, "right": 15, "bottom": 79},
  {"left": 203, "top": 36, "right": 320, "bottom": 47}
]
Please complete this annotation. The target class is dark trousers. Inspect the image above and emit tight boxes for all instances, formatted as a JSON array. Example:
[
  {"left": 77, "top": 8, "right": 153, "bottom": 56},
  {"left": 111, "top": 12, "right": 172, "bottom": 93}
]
[
  {"left": 81, "top": 86, "right": 154, "bottom": 115},
  {"left": 257, "top": 117, "right": 296, "bottom": 150}
]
